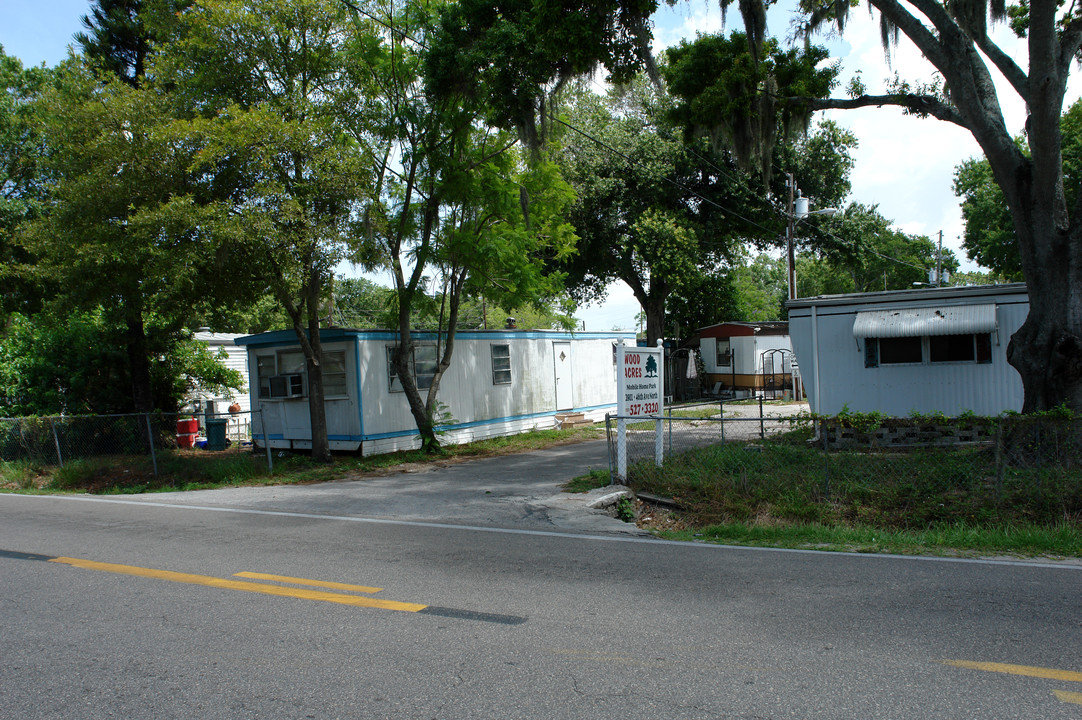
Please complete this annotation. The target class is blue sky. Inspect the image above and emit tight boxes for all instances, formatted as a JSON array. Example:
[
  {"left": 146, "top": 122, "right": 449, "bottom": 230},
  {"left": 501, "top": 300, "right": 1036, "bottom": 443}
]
[{"left": 1, "top": 1, "right": 1060, "bottom": 331}]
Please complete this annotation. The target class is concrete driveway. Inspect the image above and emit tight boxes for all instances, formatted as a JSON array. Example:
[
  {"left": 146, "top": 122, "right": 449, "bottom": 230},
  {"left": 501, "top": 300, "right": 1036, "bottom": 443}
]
[{"left": 127, "top": 439, "right": 648, "bottom": 536}]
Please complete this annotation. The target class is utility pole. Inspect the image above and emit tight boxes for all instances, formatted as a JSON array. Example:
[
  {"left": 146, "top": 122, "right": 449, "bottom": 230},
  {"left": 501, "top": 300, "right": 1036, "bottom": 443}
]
[
  {"left": 936, "top": 230, "right": 943, "bottom": 287},
  {"left": 787, "top": 173, "right": 796, "bottom": 300}
]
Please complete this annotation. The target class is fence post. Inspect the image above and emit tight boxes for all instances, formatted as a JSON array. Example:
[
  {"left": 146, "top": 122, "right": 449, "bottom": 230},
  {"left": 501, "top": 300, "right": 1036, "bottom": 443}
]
[
  {"left": 605, "top": 414, "right": 616, "bottom": 484},
  {"left": 667, "top": 406, "right": 672, "bottom": 455},
  {"left": 994, "top": 420, "right": 1004, "bottom": 504},
  {"left": 720, "top": 400, "right": 725, "bottom": 443},
  {"left": 821, "top": 419, "right": 830, "bottom": 501},
  {"left": 759, "top": 396, "right": 765, "bottom": 439},
  {"left": 259, "top": 409, "right": 273, "bottom": 474},
  {"left": 144, "top": 413, "right": 158, "bottom": 479},
  {"left": 49, "top": 417, "right": 63, "bottom": 468},
  {"left": 654, "top": 413, "right": 664, "bottom": 468}
]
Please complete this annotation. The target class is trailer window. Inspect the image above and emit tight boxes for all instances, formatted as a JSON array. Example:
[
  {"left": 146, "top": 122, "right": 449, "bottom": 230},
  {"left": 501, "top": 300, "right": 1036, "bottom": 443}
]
[
  {"left": 865, "top": 333, "right": 994, "bottom": 368},
  {"left": 257, "top": 355, "right": 276, "bottom": 398},
  {"left": 491, "top": 344, "right": 512, "bottom": 385},
  {"left": 864, "top": 337, "right": 923, "bottom": 367},
  {"left": 715, "top": 339, "right": 732, "bottom": 368},
  {"left": 278, "top": 351, "right": 306, "bottom": 375},
  {"left": 387, "top": 345, "right": 437, "bottom": 392},
  {"left": 323, "top": 351, "right": 347, "bottom": 396}
]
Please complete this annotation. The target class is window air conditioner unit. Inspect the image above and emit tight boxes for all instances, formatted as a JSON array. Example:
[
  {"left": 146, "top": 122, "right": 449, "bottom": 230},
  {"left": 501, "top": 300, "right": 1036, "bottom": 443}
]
[{"left": 268, "top": 373, "right": 305, "bottom": 398}]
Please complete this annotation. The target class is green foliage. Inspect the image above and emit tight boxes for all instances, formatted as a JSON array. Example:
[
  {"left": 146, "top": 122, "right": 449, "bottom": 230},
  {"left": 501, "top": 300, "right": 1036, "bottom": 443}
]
[
  {"left": 563, "top": 468, "right": 612, "bottom": 493},
  {"left": 345, "top": 0, "right": 578, "bottom": 450},
  {"left": 0, "top": 311, "right": 244, "bottom": 416},
  {"left": 553, "top": 78, "right": 753, "bottom": 343},
  {"left": 75, "top": 0, "right": 191, "bottom": 86},
  {"left": 0, "top": 310, "right": 129, "bottom": 416},
  {"left": 953, "top": 154, "right": 1024, "bottom": 280},
  {"left": 0, "top": 46, "right": 52, "bottom": 319},
  {"left": 631, "top": 434, "right": 1082, "bottom": 538},
  {"left": 153, "top": 339, "right": 245, "bottom": 410},
  {"left": 663, "top": 31, "right": 838, "bottom": 180},
  {"left": 615, "top": 496, "right": 636, "bottom": 522},
  {"left": 664, "top": 271, "right": 742, "bottom": 336},
  {"left": 730, "top": 253, "right": 787, "bottom": 321},
  {"left": 795, "top": 203, "right": 956, "bottom": 296},
  {"left": 425, "top": 0, "right": 658, "bottom": 147}
]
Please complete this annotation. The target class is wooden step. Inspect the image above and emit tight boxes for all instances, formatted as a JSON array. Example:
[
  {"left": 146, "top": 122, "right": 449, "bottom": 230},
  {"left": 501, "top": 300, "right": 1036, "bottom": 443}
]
[{"left": 555, "top": 412, "right": 593, "bottom": 429}]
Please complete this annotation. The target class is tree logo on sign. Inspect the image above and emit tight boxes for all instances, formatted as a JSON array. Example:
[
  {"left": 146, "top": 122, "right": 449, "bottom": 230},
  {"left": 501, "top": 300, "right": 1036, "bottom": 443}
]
[{"left": 645, "top": 355, "right": 658, "bottom": 377}]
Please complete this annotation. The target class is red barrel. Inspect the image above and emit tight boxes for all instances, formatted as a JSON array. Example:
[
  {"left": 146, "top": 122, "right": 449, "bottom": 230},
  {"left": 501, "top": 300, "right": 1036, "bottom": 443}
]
[{"left": 177, "top": 417, "right": 198, "bottom": 448}]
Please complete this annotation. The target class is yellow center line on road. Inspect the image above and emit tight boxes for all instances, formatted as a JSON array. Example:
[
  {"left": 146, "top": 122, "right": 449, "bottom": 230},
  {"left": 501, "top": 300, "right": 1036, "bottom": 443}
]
[
  {"left": 233, "top": 571, "right": 383, "bottom": 594},
  {"left": 941, "top": 660, "right": 1082, "bottom": 683},
  {"left": 50, "top": 556, "right": 425, "bottom": 612},
  {"left": 1055, "top": 690, "right": 1082, "bottom": 705}
]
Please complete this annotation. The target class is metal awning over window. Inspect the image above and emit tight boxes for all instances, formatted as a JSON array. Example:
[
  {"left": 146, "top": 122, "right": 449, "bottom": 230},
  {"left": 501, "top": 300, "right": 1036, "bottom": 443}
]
[{"left": 852, "top": 304, "right": 997, "bottom": 338}]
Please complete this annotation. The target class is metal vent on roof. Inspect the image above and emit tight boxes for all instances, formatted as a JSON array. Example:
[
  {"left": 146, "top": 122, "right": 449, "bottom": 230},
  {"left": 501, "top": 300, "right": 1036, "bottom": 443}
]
[{"left": 852, "top": 304, "right": 997, "bottom": 338}]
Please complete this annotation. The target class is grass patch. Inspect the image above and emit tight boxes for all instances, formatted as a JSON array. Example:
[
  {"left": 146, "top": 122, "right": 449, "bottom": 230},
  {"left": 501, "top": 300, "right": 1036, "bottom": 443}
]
[
  {"left": 563, "top": 468, "right": 612, "bottom": 493},
  {"left": 656, "top": 521, "right": 1082, "bottom": 558},
  {"left": 1, "top": 424, "right": 606, "bottom": 495},
  {"left": 630, "top": 428, "right": 1082, "bottom": 558}
]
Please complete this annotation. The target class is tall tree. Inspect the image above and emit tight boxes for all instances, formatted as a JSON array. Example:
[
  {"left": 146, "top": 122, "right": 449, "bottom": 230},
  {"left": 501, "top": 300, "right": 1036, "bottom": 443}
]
[
  {"left": 0, "top": 47, "right": 51, "bottom": 324},
  {"left": 953, "top": 99, "right": 1082, "bottom": 281},
  {"left": 699, "top": 0, "right": 1082, "bottom": 414},
  {"left": 161, "top": 0, "right": 372, "bottom": 461},
  {"left": 553, "top": 79, "right": 747, "bottom": 345},
  {"left": 349, "top": 0, "right": 575, "bottom": 451},
  {"left": 555, "top": 75, "right": 852, "bottom": 344},
  {"left": 442, "top": 0, "right": 1082, "bottom": 414},
  {"left": 77, "top": 0, "right": 151, "bottom": 86},
  {"left": 18, "top": 62, "right": 219, "bottom": 413},
  {"left": 425, "top": 0, "right": 658, "bottom": 148}
]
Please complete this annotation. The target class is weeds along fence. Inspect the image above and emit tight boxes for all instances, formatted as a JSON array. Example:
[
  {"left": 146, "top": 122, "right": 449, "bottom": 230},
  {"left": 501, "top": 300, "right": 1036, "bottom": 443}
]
[
  {"left": 605, "top": 403, "right": 1082, "bottom": 526},
  {"left": 0, "top": 410, "right": 273, "bottom": 479}
]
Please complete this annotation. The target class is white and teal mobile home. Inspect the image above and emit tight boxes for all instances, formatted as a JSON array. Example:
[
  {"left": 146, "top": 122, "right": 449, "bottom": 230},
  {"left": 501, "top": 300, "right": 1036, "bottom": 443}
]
[{"left": 236, "top": 328, "right": 636, "bottom": 455}]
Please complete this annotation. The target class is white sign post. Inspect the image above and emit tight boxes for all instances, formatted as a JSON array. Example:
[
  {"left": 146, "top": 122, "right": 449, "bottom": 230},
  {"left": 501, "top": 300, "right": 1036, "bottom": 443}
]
[{"left": 615, "top": 339, "right": 665, "bottom": 481}]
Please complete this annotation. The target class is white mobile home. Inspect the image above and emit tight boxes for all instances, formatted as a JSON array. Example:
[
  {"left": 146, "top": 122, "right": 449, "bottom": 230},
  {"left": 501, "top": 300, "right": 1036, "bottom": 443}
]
[
  {"left": 190, "top": 331, "right": 251, "bottom": 415},
  {"left": 236, "top": 328, "right": 636, "bottom": 455},
  {"left": 786, "top": 284, "right": 1028, "bottom": 416},
  {"left": 697, "top": 321, "right": 794, "bottom": 398}
]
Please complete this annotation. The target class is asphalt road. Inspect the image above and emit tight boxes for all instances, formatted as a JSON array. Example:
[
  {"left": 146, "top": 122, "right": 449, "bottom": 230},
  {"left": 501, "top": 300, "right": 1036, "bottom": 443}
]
[{"left": 2, "top": 442, "right": 1081, "bottom": 719}]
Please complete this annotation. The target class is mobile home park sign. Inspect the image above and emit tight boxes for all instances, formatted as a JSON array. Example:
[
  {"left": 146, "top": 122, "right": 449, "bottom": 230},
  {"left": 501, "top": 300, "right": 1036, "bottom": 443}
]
[
  {"left": 617, "top": 341, "right": 664, "bottom": 417},
  {"left": 615, "top": 340, "right": 665, "bottom": 481}
]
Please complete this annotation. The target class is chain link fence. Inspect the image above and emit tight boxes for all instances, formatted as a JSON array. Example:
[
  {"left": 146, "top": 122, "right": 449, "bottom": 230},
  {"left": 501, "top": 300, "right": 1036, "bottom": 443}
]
[
  {"left": 1, "top": 410, "right": 271, "bottom": 479},
  {"left": 606, "top": 403, "right": 1082, "bottom": 526}
]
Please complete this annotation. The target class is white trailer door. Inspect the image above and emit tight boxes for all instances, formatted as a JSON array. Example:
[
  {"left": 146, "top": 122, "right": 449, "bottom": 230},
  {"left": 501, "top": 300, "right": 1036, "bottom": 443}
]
[{"left": 553, "top": 341, "right": 574, "bottom": 410}]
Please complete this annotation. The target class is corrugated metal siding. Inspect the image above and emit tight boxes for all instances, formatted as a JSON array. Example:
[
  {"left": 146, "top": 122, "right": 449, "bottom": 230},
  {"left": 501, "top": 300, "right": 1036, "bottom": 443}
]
[
  {"left": 789, "top": 296, "right": 1026, "bottom": 416},
  {"left": 852, "top": 304, "right": 997, "bottom": 338}
]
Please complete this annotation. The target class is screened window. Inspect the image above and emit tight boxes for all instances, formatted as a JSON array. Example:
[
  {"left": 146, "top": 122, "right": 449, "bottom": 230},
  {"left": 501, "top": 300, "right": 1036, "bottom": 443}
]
[
  {"left": 257, "top": 355, "right": 276, "bottom": 398},
  {"left": 278, "top": 351, "right": 306, "bottom": 375},
  {"left": 878, "top": 337, "right": 923, "bottom": 365},
  {"left": 323, "top": 351, "right": 348, "bottom": 396},
  {"left": 387, "top": 345, "right": 437, "bottom": 392},
  {"left": 491, "top": 344, "right": 512, "bottom": 385},
  {"left": 715, "top": 339, "right": 732, "bottom": 368},
  {"left": 257, "top": 351, "right": 307, "bottom": 399},
  {"left": 865, "top": 334, "right": 993, "bottom": 368}
]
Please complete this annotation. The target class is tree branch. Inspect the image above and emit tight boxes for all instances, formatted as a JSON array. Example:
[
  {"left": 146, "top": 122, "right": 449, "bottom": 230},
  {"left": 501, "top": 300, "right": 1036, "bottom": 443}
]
[
  {"left": 870, "top": 0, "right": 952, "bottom": 69},
  {"left": 972, "top": 32, "right": 1029, "bottom": 102},
  {"left": 1059, "top": 15, "right": 1082, "bottom": 81},
  {"left": 796, "top": 93, "right": 967, "bottom": 127}
]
